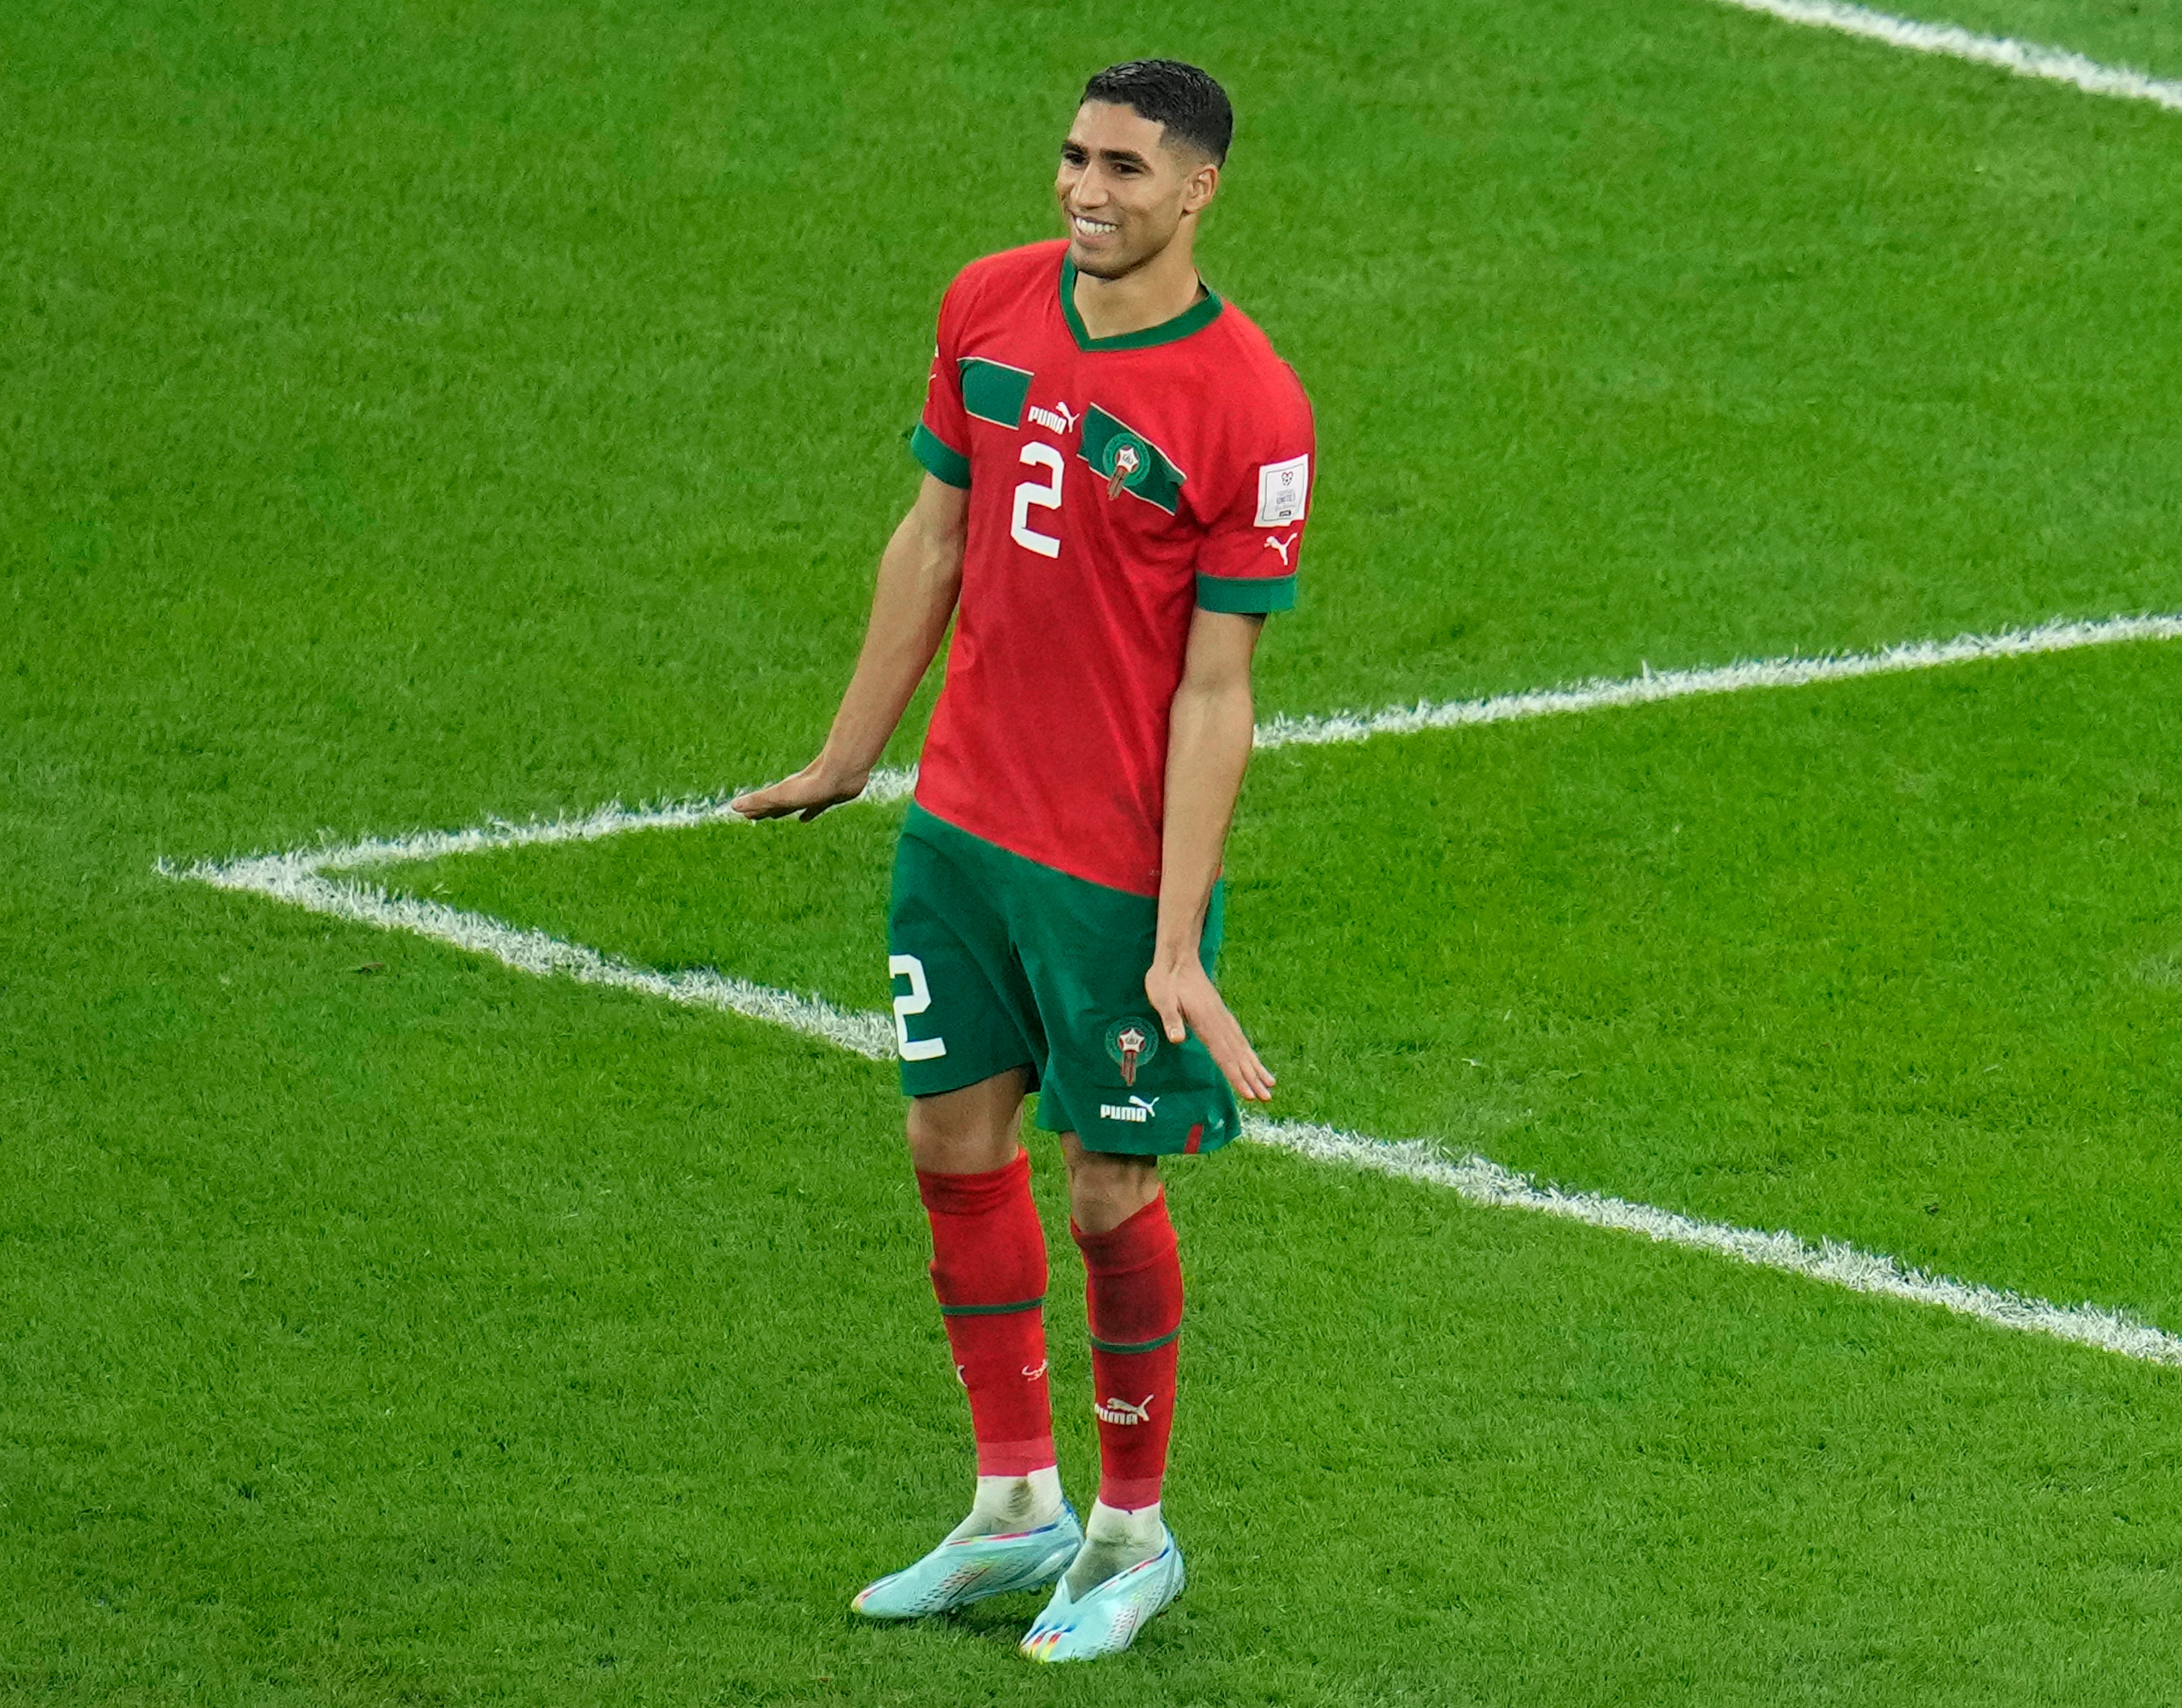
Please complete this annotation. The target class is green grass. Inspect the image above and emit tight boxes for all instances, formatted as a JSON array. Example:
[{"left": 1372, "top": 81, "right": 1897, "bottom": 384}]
[
  {"left": 1239, "top": 641, "right": 2182, "bottom": 1319},
  {"left": 394, "top": 637, "right": 2182, "bottom": 1328},
  {"left": 10, "top": 0, "right": 2182, "bottom": 1699},
  {"left": 1871, "top": 0, "right": 2182, "bottom": 78},
  {"left": 361, "top": 808, "right": 906, "bottom": 1020}
]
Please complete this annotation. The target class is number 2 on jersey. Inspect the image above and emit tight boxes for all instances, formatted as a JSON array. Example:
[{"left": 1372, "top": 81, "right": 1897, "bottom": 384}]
[{"left": 1010, "top": 443, "right": 1063, "bottom": 559}]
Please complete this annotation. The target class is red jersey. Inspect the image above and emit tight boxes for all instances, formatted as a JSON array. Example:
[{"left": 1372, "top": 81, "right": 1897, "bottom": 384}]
[{"left": 909, "top": 239, "right": 1315, "bottom": 898}]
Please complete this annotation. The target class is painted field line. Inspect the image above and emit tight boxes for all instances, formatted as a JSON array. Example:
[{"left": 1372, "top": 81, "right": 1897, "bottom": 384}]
[
  {"left": 156, "top": 846, "right": 2182, "bottom": 1369},
  {"left": 1248, "top": 1118, "right": 2182, "bottom": 1368},
  {"left": 1710, "top": 0, "right": 2182, "bottom": 112},
  {"left": 201, "top": 611, "right": 2182, "bottom": 873},
  {"left": 1255, "top": 611, "right": 2182, "bottom": 749},
  {"left": 167, "top": 852, "right": 896, "bottom": 1060},
  {"left": 288, "top": 766, "right": 921, "bottom": 873}
]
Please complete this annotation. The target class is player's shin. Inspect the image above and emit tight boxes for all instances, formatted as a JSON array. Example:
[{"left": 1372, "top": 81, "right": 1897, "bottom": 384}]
[
  {"left": 1070, "top": 1193, "right": 1182, "bottom": 1590},
  {"left": 916, "top": 1152, "right": 1062, "bottom": 1533}
]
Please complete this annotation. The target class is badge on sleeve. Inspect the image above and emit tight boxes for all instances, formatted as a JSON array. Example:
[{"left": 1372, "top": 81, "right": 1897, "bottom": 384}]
[{"left": 1254, "top": 454, "right": 1310, "bottom": 527}]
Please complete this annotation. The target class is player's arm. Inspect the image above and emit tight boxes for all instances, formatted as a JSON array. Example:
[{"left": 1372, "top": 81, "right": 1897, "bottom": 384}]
[
  {"left": 732, "top": 474, "right": 968, "bottom": 821},
  {"left": 1145, "top": 607, "right": 1277, "bottom": 1104}
]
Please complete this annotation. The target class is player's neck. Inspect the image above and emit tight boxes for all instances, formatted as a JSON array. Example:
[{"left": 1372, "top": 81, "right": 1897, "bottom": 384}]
[{"left": 1070, "top": 231, "right": 1204, "bottom": 342}]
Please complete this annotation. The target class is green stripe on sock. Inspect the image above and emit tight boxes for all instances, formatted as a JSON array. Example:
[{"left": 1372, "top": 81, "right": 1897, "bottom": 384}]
[
  {"left": 1088, "top": 1325, "right": 1180, "bottom": 1355},
  {"left": 938, "top": 1295, "right": 1046, "bottom": 1317}
]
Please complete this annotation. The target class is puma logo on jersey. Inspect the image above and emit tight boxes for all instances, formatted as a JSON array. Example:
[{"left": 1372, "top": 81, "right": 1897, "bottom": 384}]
[
  {"left": 1022, "top": 1359, "right": 1050, "bottom": 1381},
  {"left": 1097, "top": 1095, "right": 1160, "bottom": 1124},
  {"left": 1094, "top": 1394, "right": 1155, "bottom": 1426},
  {"left": 1027, "top": 401, "right": 1079, "bottom": 435},
  {"left": 1264, "top": 532, "right": 1298, "bottom": 565}
]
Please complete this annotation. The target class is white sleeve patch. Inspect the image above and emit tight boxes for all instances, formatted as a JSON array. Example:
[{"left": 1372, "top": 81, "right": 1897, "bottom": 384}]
[{"left": 1254, "top": 454, "right": 1310, "bottom": 527}]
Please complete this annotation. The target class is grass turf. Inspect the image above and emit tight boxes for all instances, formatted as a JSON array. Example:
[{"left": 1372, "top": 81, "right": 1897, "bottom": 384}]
[
  {"left": 1838, "top": 0, "right": 2182, "bottom": 80},
  {"left": 9, "top": 0, "right": 2182, "bottom": 1698},
  {"left": 383, "top": 633, "right": 2182, "bottom": 1328}
]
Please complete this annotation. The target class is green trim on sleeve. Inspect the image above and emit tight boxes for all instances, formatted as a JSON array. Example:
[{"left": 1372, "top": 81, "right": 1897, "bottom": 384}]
[
  {"left": 909, "top": 421, "right": 971, "bottom": 488},
  {"left": 1196, "top": 572, "right": 1296, "bottom": 614}
]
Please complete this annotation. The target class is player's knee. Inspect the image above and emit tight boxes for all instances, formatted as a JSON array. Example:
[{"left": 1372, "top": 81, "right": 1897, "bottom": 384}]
[
  {"left": 1064, "top": 1148, "right": 1160, "bottom": 1233},
  {"left": 904, "top": 1082, "right": 1021, "bottom": 1174},
  {"left": 904, "top": 1099, "right": 974, "bottom": 1171}
]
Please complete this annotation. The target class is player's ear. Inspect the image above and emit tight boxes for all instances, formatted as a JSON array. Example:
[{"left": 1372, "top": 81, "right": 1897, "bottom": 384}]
[{"left": 1182, "top": 159, "right": 1219, "bottom": 216}]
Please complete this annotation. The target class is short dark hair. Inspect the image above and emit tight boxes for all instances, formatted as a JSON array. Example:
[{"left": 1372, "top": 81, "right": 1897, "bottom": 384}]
[{"left": 1081, "top": 60, "right": 1233, "bottom": 165}]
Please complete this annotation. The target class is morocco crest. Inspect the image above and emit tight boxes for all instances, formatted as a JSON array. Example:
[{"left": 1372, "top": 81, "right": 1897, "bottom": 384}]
[
  {"left": 1103, "top": 1018, "right": 1159, "bottom": 1087},
  {"left": 1104, "top": 435, "right": 1145, "bottom": 498}
]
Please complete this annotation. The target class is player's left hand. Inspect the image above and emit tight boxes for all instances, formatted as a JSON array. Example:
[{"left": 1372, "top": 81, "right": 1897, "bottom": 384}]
[{"left": 1145, "top": 958, "right": 1276, "bottom": 1104}]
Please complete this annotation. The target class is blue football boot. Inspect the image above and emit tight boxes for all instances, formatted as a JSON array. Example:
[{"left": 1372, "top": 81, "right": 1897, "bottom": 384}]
[
  {"left": 851, "top": 1503, "right": 1083, "bottom": 1619},
  {"left": 1019, "top": 1526, "right": 1184, "bottom": 1661}
]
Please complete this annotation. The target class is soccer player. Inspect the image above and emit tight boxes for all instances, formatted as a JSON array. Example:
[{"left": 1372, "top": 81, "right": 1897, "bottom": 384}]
[{"left": 733, "top": 59, "right": 1312, "bottom": 1663}]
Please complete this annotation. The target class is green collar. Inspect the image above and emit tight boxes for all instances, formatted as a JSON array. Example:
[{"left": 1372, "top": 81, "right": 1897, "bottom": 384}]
[{"left": 1060, "top": 255, "right": 1224, "bottom": 352}]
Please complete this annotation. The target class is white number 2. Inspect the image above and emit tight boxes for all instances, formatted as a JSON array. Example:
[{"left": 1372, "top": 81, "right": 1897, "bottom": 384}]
[
  {"left": 888, "top": 953, "right": 947, "bottom": 1062},
  {"left": 1010, "top": 443, "right": 1064, "bottom": 559}
]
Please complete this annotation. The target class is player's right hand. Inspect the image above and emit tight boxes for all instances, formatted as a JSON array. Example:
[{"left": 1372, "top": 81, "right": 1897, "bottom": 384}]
[
  {"left": 730, "top": 761, "right": 869, "bottom": 822},
  {"left": 1145, "top": 957, "right": 1277, "bottom": 1106}
]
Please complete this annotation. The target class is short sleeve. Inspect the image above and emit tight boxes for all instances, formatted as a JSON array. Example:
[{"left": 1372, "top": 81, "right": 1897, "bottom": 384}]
[
  {"left": 1193, "top": 383, "right": 1314, "bottom": 614},
  {"left": 909, "top": 276, "right": 973, "bottom": 488}
]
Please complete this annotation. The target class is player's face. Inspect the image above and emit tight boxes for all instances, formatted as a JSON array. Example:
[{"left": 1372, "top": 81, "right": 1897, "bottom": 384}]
[{"left": 1057, "top": 102, "right": 1217, "bottom": 280}]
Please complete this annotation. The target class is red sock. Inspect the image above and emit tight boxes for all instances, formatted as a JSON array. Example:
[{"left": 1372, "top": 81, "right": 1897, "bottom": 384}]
[
  {"left": 916, "top": 1151, "right": 1054, "bottom": 1477},
  {"left": 1073, "top": 1193, "right": 1183, "bottom": 1511}
]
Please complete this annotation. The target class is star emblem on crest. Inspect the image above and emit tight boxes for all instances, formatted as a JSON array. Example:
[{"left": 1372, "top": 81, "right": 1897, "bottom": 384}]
[{"left": 1104, "top": 1017, "right": 1160, "bottom": 1086}]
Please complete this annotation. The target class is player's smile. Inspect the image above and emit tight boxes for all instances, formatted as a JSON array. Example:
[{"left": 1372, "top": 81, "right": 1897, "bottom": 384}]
[{"left": 1057, "top": 101, "right": 1201, "bottom": 280}]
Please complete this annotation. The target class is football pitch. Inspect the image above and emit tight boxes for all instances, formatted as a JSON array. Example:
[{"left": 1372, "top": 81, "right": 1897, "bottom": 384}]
[{"left": 9, "top": 0, "right": 2182, "bottom": 1699}]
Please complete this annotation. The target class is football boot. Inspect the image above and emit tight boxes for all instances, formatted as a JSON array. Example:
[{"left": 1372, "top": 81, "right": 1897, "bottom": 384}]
[
  {"left": 1018, "top": 1526, "right": 1184, "bottom": 1661},
  {"left": 850, "top": 1503, "right": 1082, "bottom": 1620}
]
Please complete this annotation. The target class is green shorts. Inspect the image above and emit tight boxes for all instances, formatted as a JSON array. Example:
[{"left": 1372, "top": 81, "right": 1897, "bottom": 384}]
[{"left": 886, "top": 804, "right": 1241, "bottom": 1157}]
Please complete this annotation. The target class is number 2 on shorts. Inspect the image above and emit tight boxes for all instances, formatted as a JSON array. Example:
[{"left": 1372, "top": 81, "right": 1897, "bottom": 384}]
[{"left": 887, "top": 953, "right": 947, "bottom": 1061}]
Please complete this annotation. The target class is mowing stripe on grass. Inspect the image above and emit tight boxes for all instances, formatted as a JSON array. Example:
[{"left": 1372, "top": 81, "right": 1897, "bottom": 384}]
[
  {"left": 155, "top": 845, "right": 2182, "bottom": 1370},
  {"left": 1709, "top": 0, "right": 2182, "bottom": 112},
  {"left": 177, "top": 611, "right": 2182, "bottom": 873},
  {"left": 1244, "top": 1118, "right": 2182, "bottom": 1368}
]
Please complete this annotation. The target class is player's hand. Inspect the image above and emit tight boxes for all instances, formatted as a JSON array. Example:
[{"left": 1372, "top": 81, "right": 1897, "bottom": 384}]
[
  {"left": 1145, "top": 958, "right": 1276, "bottom": 1105},
  {"left": 730, "top": 761, "right": 869, "bottom": 822}
]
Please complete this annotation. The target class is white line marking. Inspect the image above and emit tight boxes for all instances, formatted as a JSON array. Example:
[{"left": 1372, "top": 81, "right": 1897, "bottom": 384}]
[
  {"left": 187, "top": 611, "right": 2182, "bottom": 874},
  {"left": 155, "top": 830, "right": 2182, "bottom": 1370},
  {"left": 169, "top": 853, "right": 895, "bottom": 1060},
  {"left": 1241, "top": 1117, "right": 2182, "bottom": 1367},
  {"left": 1253, "top": 612, "right": 2182, "bottom": 750},
  {"left": 1709, "top": 0, "right": 2182, "bottom": 112},
  {"left": 156, "top": 607, "right": 2182, "bottom": 1368},
  {"left": 288, "top": 766, "right": 920, "bottom": 874}
]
